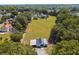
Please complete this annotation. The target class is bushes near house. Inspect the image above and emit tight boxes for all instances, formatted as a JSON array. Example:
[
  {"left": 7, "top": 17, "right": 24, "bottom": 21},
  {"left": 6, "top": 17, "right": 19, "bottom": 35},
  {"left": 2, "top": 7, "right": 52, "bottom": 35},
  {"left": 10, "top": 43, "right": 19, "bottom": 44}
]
[
  {"left": 0, "top": 41, "right": 36, "bottom": 55},
  {"left": 11, "top": 33, "right": 22, "bottom": 42}
]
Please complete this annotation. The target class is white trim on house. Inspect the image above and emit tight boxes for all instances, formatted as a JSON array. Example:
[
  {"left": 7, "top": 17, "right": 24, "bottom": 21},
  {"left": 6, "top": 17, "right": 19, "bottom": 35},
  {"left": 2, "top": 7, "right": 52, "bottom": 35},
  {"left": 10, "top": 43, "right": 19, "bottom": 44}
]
[{"left": 30, "top": 39, "right": 36, "bottom": 46}]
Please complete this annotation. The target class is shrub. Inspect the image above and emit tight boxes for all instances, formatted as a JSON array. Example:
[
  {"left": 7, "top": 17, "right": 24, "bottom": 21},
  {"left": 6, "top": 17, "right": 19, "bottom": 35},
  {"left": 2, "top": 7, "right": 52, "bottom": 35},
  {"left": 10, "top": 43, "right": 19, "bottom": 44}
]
[
  {"left": 0, "top": 41, "right": 36, "bottom": 55},
  {"left": 11, "top": 33, "right": 22, "bottom": 42},
  {"left": 52, "top": 40, "right": 79, "bottom": 55}
]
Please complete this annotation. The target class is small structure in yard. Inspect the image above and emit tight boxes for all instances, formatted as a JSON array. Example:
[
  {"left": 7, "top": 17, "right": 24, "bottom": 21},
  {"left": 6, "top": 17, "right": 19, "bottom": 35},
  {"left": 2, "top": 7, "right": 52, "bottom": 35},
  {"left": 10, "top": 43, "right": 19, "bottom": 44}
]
[{"left": 20, "top": 38, "right": 30, "bottom": 45}]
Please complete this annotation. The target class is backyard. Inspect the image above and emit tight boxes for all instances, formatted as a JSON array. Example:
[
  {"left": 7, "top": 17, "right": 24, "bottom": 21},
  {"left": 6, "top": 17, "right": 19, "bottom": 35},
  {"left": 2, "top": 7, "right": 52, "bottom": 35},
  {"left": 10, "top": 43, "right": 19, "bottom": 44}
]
[{"left": 23, "top": 16, "right": 56, "bottom": 40}]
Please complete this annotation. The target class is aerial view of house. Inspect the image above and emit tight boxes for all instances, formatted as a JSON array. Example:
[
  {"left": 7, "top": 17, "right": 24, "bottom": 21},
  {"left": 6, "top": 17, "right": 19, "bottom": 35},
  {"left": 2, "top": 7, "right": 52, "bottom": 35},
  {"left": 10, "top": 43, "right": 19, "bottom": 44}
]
[{"left": 0, "top": 4, "right": 78, "bottom": 55}]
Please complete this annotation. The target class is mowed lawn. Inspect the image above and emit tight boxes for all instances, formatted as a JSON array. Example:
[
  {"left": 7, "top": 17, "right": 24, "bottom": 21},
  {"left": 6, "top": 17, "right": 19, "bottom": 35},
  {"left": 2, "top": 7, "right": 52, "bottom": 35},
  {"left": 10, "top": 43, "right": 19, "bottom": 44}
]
[{"left": 23, "top": 16, "right": 56, "bottom": 39}]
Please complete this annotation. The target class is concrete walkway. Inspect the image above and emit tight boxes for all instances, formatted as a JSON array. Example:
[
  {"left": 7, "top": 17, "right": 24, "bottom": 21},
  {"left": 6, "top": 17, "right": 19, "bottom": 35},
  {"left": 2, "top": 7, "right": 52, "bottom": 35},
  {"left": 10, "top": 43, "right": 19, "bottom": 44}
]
[{"left": 35, "top": 48, "right": 48, "bottom": 55}]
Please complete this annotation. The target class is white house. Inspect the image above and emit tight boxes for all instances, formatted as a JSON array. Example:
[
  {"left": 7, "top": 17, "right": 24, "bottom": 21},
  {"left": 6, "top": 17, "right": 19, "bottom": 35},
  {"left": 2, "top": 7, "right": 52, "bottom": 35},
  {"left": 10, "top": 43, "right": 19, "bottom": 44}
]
[
  {"left": 42, "top": 38, "right": 48, "bottom": 45},
  {"left": 30, "top": 39, "right": 36, "bottom": 46},
  {"left": 30, "top": 38, "right": 48, "bottom": 48}
]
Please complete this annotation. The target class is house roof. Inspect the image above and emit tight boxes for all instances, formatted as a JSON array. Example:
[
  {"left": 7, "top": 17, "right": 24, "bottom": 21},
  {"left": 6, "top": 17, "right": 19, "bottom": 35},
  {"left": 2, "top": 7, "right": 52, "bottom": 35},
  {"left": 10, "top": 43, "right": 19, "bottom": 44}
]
[{"left": 30, "top": 39, "right": 36, "bottom": 45}]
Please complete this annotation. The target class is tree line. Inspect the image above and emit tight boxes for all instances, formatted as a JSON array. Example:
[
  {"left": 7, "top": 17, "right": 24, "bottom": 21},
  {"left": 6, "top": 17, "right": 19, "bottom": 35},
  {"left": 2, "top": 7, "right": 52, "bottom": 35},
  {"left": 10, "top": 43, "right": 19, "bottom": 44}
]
[{"left": 49, "top": 8, "right": 79, "bottom": 55}]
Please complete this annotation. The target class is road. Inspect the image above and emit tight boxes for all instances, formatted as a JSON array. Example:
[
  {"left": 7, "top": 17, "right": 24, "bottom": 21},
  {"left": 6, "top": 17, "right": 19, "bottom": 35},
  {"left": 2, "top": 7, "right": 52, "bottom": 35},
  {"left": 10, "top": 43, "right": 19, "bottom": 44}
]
[{"left": 35, "top": 48, "right": 48, "bottom": 55}]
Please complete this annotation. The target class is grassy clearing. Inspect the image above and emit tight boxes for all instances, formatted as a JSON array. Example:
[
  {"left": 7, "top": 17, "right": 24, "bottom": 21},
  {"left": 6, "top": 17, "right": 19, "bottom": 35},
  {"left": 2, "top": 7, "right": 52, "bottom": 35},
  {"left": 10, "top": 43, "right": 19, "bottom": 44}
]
[
  {"left": 0, "top": 32, "right": 12, "bottom": 43},
  {"left": 23, "top": 16, "right": 56, "bottom": 39}
]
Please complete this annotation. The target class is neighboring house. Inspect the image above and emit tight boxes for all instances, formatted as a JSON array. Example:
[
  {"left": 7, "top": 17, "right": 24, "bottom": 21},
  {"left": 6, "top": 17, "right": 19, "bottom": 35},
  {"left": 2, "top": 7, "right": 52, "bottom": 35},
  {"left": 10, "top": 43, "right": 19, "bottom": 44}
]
[
  {"left": 32, "top": 14, "right": 38, "bottom": 20},
  {"left": 32, "top": 13, "right": 48, "bottom": 20},
  {"left": 0, "top": 19, "right": 18, "bottom": 33},
  {"left": 39, "top": 13, "right": 48, "bottom": 19},
  {"left": 70, "top": 11, "right": 79, "bottom": 16},
  {"left": 4, "top": 13, "right": 11, "bottom": 16},
  {"left": 6, "top": 18, "right": 13, "bottom": 24},
  {"left": 0, "top": 10, "right": 6, "bottom": 14},
  {"left": 0, "top": 10, "right": 2, "bottom": 14},
  {"left": 3, "top": 22, "right": 12, "bottom": 32},
  {"left": 0, "top": 30, "right": 7, "bottom": 34},
  {"left": 48, "top": 9, "right": 54, "bottom": 13}
]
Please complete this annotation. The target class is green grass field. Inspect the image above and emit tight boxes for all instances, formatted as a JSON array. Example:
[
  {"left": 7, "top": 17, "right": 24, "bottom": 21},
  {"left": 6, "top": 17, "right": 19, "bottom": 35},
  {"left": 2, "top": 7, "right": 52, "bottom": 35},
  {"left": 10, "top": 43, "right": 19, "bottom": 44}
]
[
  {"left": 23, "top": 16, "right": 56, "bottom": 40},
  {"left": 0, "top": 32, "right": 12, "bottom": 43}
]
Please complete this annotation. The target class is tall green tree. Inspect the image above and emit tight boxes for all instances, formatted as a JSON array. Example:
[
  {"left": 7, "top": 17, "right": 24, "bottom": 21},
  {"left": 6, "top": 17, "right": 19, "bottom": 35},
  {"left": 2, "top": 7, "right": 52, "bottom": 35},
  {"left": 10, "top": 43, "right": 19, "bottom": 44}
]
[
  {"left": 49, "top": 8, "right": 79, "bottom": 44},
  {"left": 0, "top": 41, "right": 36, "bottom": 55},
  {"left": 52, "top": 40, "right": 79, "bottom": 55}
]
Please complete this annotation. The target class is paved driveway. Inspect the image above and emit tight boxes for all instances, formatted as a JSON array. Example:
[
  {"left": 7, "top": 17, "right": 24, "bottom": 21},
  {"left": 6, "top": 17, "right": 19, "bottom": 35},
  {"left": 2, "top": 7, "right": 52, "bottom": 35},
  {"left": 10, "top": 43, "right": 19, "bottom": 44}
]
[{"left": 35, "top": 48, "right": 48, "bottom": 55}]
